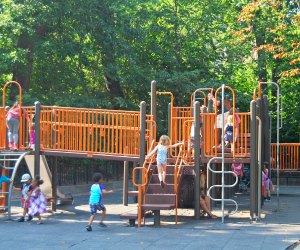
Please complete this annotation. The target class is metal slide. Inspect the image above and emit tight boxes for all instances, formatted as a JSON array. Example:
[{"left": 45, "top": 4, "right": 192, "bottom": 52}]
[
  {"left": 0, "top": 151, "right": 30, "bottom": 219},
  {"left": 24, "top": 155, "right": 73, "bottom": 205}
]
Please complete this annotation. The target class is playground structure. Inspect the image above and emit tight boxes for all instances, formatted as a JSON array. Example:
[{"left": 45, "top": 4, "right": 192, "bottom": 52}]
[{"left": 1, "top": 81, "right": 300, "bottom": 225}]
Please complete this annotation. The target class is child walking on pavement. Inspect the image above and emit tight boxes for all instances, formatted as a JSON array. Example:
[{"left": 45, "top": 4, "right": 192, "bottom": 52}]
[
  {"left": 14, "top": 173, "right": 33, "bottom": 222},
  {"left": 27, "top": 176, "right": 47, "bottom": 224},
  {"left": 86, "top": 173, "right": 113, "bottom": 231},
  {"left": 145, "top": 135, "right": 183, "bottom": 188}
]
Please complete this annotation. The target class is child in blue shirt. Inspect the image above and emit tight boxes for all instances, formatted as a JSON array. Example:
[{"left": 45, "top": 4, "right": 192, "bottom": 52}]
[
  {"left": 0, "top": 165, "right": 11, "bottom": 187},
  {"left": 86, "top": 173, "right": 113, "bottom": 231}
]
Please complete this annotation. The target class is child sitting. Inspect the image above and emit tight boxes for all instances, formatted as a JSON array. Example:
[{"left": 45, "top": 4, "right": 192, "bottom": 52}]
[{"left": 224, "top": 115, "right": 234, "bottom": 150}]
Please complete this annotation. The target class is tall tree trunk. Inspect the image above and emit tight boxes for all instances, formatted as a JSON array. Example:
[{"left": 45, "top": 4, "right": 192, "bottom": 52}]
[
  {"left": 102, "top": 53, "right": 124, "bottom": 110},
  {"left": 12, "top": 32, "right": 34, "bottom": 92},
  {"left": 12, "top": 25, "right": 46, "bottom": 94},
  {"left": 253, "top": 10, "right": 268, "bottom": 82}
]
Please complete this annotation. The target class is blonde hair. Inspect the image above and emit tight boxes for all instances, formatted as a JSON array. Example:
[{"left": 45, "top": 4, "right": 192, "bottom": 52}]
[
  {"left": 159, "top": 135, "right": 170, "bottom": 146},
  {"left": 227, "top": 115, "right": 233, "bottom": 124}
]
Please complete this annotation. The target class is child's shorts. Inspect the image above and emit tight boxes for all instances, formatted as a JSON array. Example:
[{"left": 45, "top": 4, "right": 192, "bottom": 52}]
[
  {"left": 21, "top": 196, "right": 30, "bottom": 209},
  {"left": 90, "top": 203, "right": 106, "bottom": 215}
]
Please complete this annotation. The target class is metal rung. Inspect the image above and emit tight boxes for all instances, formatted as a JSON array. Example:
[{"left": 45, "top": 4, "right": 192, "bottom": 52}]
[
  {"left": 0, "top": 192, "right": 9, "bottom": 195},
  {"left": 0, "top": 152, "right": 28, "bottom": 156},
  {"left": 0, "top": 206, "right": 8, "bottom": 209},
  {"left": 0, "top": 159, "right": 20, "bottom": 161}
]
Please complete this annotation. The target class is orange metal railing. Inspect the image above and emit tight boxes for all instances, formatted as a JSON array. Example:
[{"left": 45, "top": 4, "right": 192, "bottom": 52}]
[
  {"left": 171, "top": 107, "right": 193, "bottom": 156},
  {"left": 0, "top": 104, "right": 156, "bottom": 157},
  {"left": 271, "top": 143, "right": 300, "bottom": 171},
  {"left": 39, "top": 106, "right": 155, "bottom": 156},
  {"left": 0, "top": 107, "right": 6, "bottom": 149},
  {"left": 171, "top": 106, "right": 251, "bottom": 159}
]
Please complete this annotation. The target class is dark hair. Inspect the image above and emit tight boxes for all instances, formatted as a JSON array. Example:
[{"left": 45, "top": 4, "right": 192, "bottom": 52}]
[
  {"left": 92, "top": 173, "right": 103, "bottom": 183},
  {"left": 34, "top": 175, "right": 44, "bottom": 186}
]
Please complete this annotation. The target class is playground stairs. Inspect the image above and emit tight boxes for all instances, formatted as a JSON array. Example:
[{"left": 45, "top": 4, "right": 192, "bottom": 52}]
[
  {"left": 122, "top": 161, "right": 179, "bottom": 227},
  {"left": 0, "top": 150, "right": 30, "bottom": 217},
  {"left": 143, "top": 164, "right": 176, "bottom": 209}
]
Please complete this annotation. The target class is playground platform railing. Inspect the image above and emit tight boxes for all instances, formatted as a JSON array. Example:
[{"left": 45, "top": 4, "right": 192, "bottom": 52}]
[
  {"left": 271, "top": 143, "right": 300, "bottom": 171},
  {"left": 171, "top": 107, "right": 251, "bottom": 159},
  {"left": 1, "top": 106, "right": 156, "bottom": 158}
]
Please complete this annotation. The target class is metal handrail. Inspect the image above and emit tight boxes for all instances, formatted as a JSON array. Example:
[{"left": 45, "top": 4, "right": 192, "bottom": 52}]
[
  {"left": 5, "top": 151, "right": 30, "bottom": 219},
  {"left": 132, "top": 167, "right": 148, "bottom": 227},
  {"left": 174, "top": 143, "right": 184, "bottom": 224}
]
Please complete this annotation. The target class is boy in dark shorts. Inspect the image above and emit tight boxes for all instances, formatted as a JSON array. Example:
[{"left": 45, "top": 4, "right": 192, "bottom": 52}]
[{"left": 86, "top": 173, "right": 113, "bottom": 231}]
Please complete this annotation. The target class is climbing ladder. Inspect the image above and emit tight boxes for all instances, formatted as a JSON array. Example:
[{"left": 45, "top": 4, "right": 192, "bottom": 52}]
[{"left": 0, "top": 151, "right": 30, "bottom": 219}]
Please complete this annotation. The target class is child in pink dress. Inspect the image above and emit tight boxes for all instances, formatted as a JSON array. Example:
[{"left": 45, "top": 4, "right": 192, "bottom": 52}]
[
  {"left": 27, "top": 176, "right": 47, "bottom": 224},
  {"left": 29, "top": 123, "right": 35, "bottom": 150}
]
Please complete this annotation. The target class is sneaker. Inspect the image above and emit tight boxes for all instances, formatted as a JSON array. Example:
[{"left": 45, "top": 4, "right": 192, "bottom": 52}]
[
  {"left": 27, "top": 215, "right": 33, "bottom": 221},
  {"left": 17, "top": 217, "right": 25, "bottom": 222},
  {"left": 13, "top": 144, "right": 18, "bottom": 151},
  {"left": 99, "top": 222, "right": 107, "bottom": 227},
  {"left": 160, "top": 181, "right": 164, "bottom": 188},
  {"left": 86, "top": 225, "right": 92, "bottom": 231},
  {"left": 8, "top": 143, "right": 13, "bottom": 149}
]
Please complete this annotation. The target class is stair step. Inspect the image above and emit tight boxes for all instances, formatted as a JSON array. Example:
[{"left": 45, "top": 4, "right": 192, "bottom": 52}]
[
  {"left": 120, "top": 213, "right": 137, "bottom": 227},
  {"left": 128, "top": 191, "right": 138, "bottom": 196},
  {"left": 149, "top": 174, "right": 175, "bottom": 183},
  {"left": 145, "top": 194, "right": 176, "bottom": 204},
  {"left": 142, "top": 203, "right": 175, "bottom": 210},
  {"left": 147, "top": 184, "right": 175, "bottom": 194},
  {"left": 148, "top": 165, "right": 176, "bottom": 174}
]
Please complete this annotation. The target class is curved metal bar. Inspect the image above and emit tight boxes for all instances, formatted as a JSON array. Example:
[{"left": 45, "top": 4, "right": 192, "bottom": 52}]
[
  {"left": 6, "top": 151, "right": 30, "bottom": 219},
  {"left": 2, "top": 81, "right": 22, "bottom": 108},
  {"left": 156, "top": 91, "right": 174, "bottom": 146}
]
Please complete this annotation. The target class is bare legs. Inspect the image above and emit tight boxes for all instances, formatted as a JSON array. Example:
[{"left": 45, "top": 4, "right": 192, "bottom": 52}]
[
  {"left": 200, "top": 196, "right": 218, "bottom": 219},
  {"left": 157, "top": 163, "right": 167, "bottom": 187}
]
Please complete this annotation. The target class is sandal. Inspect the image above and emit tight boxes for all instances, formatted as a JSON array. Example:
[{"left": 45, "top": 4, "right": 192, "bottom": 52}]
[
  {"left": 209, "top": 214, "right": 218, "bottom": 219},
  {"left": 37, "top": 221, "right": 43, "bottom": 225}
]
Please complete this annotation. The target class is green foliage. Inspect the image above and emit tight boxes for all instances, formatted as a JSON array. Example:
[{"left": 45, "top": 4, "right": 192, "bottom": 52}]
[{"left": 0, "top": 0, "right": 299, "bottom": 141}]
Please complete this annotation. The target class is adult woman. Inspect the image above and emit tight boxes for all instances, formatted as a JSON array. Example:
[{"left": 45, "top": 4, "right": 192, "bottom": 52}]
[{"left": 6, "top": 101, "right": 21, "bottom": 150}]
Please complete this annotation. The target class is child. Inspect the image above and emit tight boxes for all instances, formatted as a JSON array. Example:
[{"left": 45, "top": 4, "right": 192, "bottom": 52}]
[
  {"left": 263, "top": 168, "right": 271, "bottom": 201},
  {"left": 14, "top": 173, "right": 33, "bottom": 222},
  {"left": 145, "top": 135, "right": 183, "bottom": 188},
  {"left": 28, "top": 122, "right": 35, "bottom": 150},
  {"left": 224, "top": 115, "right": 234, "bottom": 149},
  {"left": 86, "top": 173, "right": 113, "bottom": 231},
  {"left": 0, "top": 165, "right": 11, "bottom": 187},
  {"left": 199, "top": 171, "right": 217, "bottom": 219},
  {"left": 27, "top": 176, "right": 47, "bottom": 224}
]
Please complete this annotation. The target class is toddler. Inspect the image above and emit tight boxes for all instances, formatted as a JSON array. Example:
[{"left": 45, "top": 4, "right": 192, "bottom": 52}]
[
  {"left": 14, "top": 173, "right": 33, "bottom": 222},
  {"left": 27, "top": 176, "right": 47, "bottom": 224}
]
